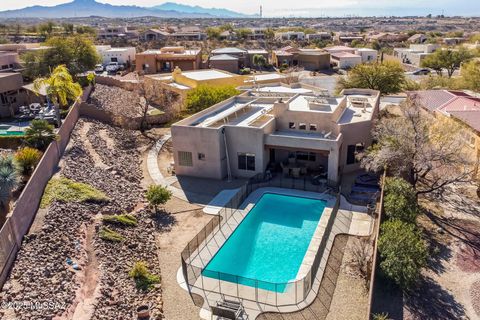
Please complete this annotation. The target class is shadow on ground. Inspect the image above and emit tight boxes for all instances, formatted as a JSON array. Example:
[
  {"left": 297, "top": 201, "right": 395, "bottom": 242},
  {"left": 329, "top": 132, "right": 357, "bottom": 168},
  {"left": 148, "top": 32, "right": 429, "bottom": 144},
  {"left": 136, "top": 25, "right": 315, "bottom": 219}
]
[{"left": 404, "top": 276, "right": 466, "bottom": 320}]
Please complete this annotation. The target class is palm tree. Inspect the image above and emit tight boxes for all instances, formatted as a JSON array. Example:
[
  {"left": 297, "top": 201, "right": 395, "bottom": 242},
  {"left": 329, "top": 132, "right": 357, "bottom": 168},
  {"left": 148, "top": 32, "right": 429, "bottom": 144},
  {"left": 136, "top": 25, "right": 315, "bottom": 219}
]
[
  {"left": 0, "top": 156, "right": 19, "bottom": 226},
  {"left": 24, "top": 120, "right": 57, "bottom": 151},
  {"left": 34, "top": 65, "right": 82, "bottom": 127}
]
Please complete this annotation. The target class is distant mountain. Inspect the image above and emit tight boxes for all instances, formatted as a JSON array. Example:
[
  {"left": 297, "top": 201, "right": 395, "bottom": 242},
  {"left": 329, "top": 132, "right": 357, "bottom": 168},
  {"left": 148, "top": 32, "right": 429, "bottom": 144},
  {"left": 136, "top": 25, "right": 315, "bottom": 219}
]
[
  {"left": 0, "top": 0, "right": 246, "bottom": 18},
  {"left": 151, "top": 2, "right": 252, "bottom": 18}
]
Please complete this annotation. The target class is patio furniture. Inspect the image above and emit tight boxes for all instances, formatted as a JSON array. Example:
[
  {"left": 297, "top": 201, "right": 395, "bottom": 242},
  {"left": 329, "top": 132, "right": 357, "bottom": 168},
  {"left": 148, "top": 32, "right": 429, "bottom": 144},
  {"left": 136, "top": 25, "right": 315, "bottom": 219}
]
[
  {"left": 212, "top": 299, "right": 245, "bottom": 320},
  {"left": 300, "top": 166, "right": 307, "bottom": 175},
  {"left": 29, "top": 103, "right": 42, "bottom": 112},
  {"left": 291, "top": 167, "right": 301, "bottom": 178},
  {"left": 280, "top": 162, "right": 290, "bottom": 177}
]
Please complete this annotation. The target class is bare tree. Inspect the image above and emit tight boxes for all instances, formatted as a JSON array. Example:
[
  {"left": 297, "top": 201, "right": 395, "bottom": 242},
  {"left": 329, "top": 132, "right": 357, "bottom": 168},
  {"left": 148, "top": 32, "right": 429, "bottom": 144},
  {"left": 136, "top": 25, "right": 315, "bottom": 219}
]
[
  {"left": 361, "top": 97, "right": 477, "bottom": 196},
  {"left": 134, "top": 75, "right": 182, "bottom": 131}
]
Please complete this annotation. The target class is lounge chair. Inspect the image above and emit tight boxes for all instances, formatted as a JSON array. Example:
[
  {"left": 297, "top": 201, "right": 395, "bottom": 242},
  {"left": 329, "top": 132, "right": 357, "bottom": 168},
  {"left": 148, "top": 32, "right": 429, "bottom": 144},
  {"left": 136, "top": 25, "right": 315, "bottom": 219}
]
[{"left": 291, "top": 167, "right": 301, "bottom": 178}]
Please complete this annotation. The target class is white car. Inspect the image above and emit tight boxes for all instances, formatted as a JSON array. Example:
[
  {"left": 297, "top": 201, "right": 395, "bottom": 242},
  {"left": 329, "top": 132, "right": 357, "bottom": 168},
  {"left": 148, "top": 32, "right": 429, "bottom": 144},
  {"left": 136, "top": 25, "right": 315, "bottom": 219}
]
[
  {"left": 106, "top": 62, "right": 120, "bottom": 74},
  {"left": 94, "top": 64, "right": 104, "bottom": 73}
]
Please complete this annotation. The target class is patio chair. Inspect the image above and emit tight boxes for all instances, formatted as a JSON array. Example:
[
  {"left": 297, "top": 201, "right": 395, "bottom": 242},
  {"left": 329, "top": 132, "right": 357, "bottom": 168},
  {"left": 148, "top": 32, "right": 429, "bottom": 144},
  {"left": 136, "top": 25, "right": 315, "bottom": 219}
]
[{"left": 291, "top": 167, "right": 301, "bottom": 178}]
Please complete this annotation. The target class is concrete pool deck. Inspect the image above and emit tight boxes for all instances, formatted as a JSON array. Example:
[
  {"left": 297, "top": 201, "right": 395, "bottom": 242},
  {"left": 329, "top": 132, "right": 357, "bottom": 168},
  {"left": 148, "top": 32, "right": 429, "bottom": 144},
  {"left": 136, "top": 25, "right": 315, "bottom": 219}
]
[{"left": 182, "top": 187, "right": 374, "bottom": 319}]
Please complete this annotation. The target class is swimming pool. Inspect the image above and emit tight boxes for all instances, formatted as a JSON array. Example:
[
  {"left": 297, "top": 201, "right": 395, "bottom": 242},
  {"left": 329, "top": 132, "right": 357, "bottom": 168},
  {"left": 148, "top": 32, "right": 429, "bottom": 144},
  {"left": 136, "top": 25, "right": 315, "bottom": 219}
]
[{"left": 202, "top": 193, "right": 326, "bottom": 292}]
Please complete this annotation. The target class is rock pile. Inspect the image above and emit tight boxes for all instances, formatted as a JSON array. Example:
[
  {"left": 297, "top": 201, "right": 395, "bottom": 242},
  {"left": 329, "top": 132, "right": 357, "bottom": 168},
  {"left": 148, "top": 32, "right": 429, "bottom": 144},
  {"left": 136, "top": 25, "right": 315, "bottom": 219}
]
[
  {"left": 0, "top": 118, "right": 163, "bottom": 319},
  {"left": 88, "top": 84, "right": 142, "bottom": 118}
]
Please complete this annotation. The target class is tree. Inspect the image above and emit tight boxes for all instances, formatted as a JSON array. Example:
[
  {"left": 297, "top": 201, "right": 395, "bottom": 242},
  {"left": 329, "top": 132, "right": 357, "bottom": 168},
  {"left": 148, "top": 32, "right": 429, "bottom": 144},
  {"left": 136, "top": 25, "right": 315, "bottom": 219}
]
[
  {"left": 421, "top": 48, "right": 473, "bottom": 78},
  {"left": 0, "top": 156, "right": 19, "bottom": 225},
  {"left": 38, "top": 21, "right": 56, "bottom": 37},
  {"left": 206, "top": 27, "right": 221, "bottom": 40},
  {"left": 34, "top": 65, "right": 82, "bottom": 127},
  {"left": 336, "top": 61, "right": 406, "bottom": 95},
  {"left": 185, "top": 85, "right": 239, "bottom": 113},
  {"left": 252, "top": 54, "right": 267, "bottom": 70},
  {"left": 378, "top": 220, "right": 427, "bottom": 290},
  {"left": 22, "top": 35, "right": 100, "bottom": 79},
  {"left": 383, "top": 177, "right": 418, "bottom": 222},
  {"left": 24, "top": 120, "right": 57, "bottom": 151},
  {"left": 236, "top": 28, "right": 252, "bottom": 40},
  {"left": 459, "top": 60, "right": 480, "bottom": 92},
  {"left": 146, "top": 185, "right": 172, "bottom": 214},
  {"left": 361, "top": 98, "right": 475, "bottom": 195}
]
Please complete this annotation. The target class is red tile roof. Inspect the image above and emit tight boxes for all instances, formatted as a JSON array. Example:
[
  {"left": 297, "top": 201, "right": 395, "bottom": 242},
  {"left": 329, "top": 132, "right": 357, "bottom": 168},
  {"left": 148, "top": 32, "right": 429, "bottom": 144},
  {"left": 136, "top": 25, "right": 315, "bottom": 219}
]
[{"left": 448, "top": 110, "right": 480, "bottom": 133}]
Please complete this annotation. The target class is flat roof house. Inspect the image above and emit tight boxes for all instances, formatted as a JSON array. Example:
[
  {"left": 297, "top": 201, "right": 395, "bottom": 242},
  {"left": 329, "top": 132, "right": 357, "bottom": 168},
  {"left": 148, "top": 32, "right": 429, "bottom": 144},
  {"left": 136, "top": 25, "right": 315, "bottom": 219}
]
[
  {"left": 95, "top": 45, "right": 136, "bottom": 65},
  {"left": 272, "top": 47, "right": 330, "bottom": 71},
  {"left": 171, "top": 87, "right": 380, "bottom": 185},
  {"left": 393, "top": 44, "right": 439, "bottom": 67},
  {"left": 0, "top": 73, "right": 26, "bottom": 118},
  {"left": 209, "top": 48, "right": 270, "bottom": 73},
  {"left": 136, "top": 47, "right": 202, "bottom": 74}
]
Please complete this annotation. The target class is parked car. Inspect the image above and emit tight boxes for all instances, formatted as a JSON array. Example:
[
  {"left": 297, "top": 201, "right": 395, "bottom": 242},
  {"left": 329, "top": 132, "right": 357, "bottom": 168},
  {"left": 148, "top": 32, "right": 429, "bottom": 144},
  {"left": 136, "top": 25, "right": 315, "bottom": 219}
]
[
  {"left": 106, "top": 62, "right": 120, "bottom": 74},
  {"left": 94, "top": 64, "right": 104, "bottom": 73},
  {"left": 407, "top": 68, "right": 431, "bottom": 76}
]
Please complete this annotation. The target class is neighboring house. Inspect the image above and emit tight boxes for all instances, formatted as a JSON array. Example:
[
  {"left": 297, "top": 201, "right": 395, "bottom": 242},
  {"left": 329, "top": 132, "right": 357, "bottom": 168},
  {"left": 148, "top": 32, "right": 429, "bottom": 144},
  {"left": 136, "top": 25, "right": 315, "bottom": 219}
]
[
  {"left": 335, "top": 34, "right": 364, "bottom": 43},
  {"left": 272, "top": 47, "right": 330, "bottom": 71},
  {"left": 355, "top": 48, "right": 378, "bottom": 63},
  {"left": 409, "top": 90, "right": 480, "bottom": 178},
  {"left": 443, "top": 37, "right": 465, "bottom": 46},
  {"left": 171, "top": 87, "right": 380, "bottom": 184},
  {"left": 0, "top": 73, "right": 26, "bottom": 118},
  {"left": 393, "top": 44, "right": 440, "bottom": 66},
  {"left": 135, "top": 47, "right": 202, "bottom": 74},
  {"left": 408, "top": 34, "right": 427, "bottom": 44},
  {"left": 275, "top": 32, "right": 306, "bottom": 41},
  {"left": 142, "top": 29, "right": 171, "bottom": 41},
  {"left": 97, "top": 26, "right": 138, "bottom": 40},
  {"left": 306, "top": 32, "right": 332, "bottom": 41},
  {"left": 368, "top": 33, "right": 408, "bottom": 43},
  {"left": 0, "top": 43, "right": 51, "bottom": 54},
  {"left": 95, "top": 45, "right": 136, "bottom": 65},
  {"left": 248, "top": 28, "right": 267, "bottom": 40},
  {"left": 0, "top": 52, "right": 22, "bottom": 72},
  {"left": 209, "top": 48, "right": 269, "bottom": 73},
  {"left": 325, "top": 46, "right": 364, "bottom": 68}
]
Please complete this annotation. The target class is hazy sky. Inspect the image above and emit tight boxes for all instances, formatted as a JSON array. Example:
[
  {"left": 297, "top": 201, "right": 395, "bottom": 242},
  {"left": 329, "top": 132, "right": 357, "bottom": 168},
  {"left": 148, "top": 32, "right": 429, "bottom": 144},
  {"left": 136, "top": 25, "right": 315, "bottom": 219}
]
[{"left": 3, "top": 0, "right": 480, "bottom": 17}]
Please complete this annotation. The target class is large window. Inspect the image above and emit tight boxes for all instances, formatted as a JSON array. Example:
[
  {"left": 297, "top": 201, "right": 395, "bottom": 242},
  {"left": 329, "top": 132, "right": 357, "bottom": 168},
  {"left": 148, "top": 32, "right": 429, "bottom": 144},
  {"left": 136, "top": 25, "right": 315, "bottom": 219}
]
[
  {"left": 299, "top": 123, "right": 307, "bottom": 130},
  {"left": 288, "top": 122, "right": 296, "bottom": 129},
  {"left": 296, "top": 151, "right": 316, "bottom": 162},
  {"left": 238, "top": 153, "right": 255, "bottom": 171},
  {"left": 347, "top": 143, "right": 364, "bottom": 165},
  {"left": 178, "top": 151, "right": 193, "bottom": 167}
]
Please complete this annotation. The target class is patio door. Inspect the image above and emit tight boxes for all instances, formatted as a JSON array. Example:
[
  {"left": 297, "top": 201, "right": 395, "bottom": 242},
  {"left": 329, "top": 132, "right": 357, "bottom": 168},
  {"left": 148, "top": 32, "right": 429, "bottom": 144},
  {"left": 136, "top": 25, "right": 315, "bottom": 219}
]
[{"left": 269, "top": 148, "right": 276, "bottom": 163}]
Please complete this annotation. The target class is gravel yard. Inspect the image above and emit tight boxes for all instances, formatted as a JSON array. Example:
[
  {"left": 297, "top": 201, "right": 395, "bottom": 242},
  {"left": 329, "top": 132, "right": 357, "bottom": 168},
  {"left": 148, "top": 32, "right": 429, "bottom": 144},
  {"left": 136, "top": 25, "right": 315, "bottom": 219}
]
[
  {"left": 88, "top": 84, "right": 142, "bottom": 118},
  {"left": 0, "top": 118, "right": 163, "bottom": 319}
]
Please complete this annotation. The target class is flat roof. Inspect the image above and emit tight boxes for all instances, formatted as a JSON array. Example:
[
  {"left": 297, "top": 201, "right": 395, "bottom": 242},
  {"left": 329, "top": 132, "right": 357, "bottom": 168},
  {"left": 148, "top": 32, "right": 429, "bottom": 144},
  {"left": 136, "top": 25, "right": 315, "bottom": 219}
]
[
  {"left": 251, "top": 73, "right": 285, "bottom": 81},
  {"left": 256, "top": 85, "right": 312, "bottom": 94},
  {"left": 183, "top": 69, "right": 234, "bottom": 81},
  {"left": 288, "top": 95, "right": 343, "bottom": 113}
]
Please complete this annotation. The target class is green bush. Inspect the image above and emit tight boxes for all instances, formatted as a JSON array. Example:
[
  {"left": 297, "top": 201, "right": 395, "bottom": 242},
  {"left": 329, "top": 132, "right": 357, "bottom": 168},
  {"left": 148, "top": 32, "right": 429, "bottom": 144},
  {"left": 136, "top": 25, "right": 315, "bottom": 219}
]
[
  {"left": 378, "top": 220, "right": 428, "bottom": 290},
  {"left": 99, "top": 227, "right": 124, "bottom": 242},
  {"left": 146, "top": 185, "right": 172, "bottom": 213},
  {"left": 383, "top": 177, "right": 418, "bottom": 223},
  {"left": 14, "top": 147, "right": 42, "bottom": 175},
  {"left": 372, "top": 313, "right": 390, "bottom": 320},
  {"left": 24, "top": 119, "right": 57, "bottom": 151},
  {"left": 102, "top": 214, "right": 138, "bottom": 227},
  {"left": 129, "top": 261, "right": 160, "bottom": 291},
  {"left": 185, "top": 85, "right": 239, "bottom": 113},
  {"left": 41, "top": 177, "right": 109, "bottom": 208}
]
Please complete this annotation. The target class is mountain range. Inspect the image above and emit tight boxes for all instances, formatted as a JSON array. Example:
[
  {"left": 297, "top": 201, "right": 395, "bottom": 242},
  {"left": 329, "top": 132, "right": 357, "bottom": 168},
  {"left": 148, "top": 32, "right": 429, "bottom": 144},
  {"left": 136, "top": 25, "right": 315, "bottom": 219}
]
[{"left": 0, "top": 0, "right": 252, "bottom": 18}]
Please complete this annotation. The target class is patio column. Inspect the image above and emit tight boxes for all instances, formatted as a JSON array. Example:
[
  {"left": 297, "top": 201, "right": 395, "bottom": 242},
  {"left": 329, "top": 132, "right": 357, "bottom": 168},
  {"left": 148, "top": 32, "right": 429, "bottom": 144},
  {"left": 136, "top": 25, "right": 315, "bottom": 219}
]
[{"left": 327, "top": 147, "right": 340, "bottom": 184}]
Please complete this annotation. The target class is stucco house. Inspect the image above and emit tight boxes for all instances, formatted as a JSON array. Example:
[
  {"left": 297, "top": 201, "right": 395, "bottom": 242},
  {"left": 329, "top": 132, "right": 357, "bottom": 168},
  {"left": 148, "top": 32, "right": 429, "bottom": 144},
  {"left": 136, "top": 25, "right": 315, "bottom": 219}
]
[
  {"left": 272, "top": 47, "right": 330, "bottom": 71},
  {"left": 135, "top": 47, "right": 202, "bottom": 74},
  {"left": 171, "top": 86, "right": 380, "bottom": 185}
]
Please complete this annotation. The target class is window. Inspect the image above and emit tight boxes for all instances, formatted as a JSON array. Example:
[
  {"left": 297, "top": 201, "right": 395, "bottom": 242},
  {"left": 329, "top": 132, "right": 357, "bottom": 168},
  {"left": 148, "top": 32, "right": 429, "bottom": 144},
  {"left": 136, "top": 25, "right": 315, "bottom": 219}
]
[
  {"left": 299, "top": 123, "right": 307, "bottom": 130},
  {"left": 346, "top": 143, "right": 365, "bottom": 165},
  {"left": 296, "top": 151, "right": 316, "bottom": 162},
  {"left": 111, "top": 57, "right": 118, "bottom": 62},
  {"left": 198, "top": 153, "right": 206, "bottom": 161},
  {"left": 288, "top": 122, "right": 296, "bottom": 129},
  {"left": 178, "top": 151, "right": 193, "bottom": 167},
  {"left": 238, "top": 153, "right": 255, "bottom": 171},
  {"left": 309, "top": 124, "right": 317, "bottom": 131}
]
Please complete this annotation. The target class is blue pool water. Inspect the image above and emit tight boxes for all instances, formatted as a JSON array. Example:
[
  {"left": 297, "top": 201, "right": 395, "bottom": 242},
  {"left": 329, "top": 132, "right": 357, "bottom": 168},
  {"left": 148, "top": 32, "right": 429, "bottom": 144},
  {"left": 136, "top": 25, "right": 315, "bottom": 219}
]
[{"left": 202, "top": 193, "right": 326, "bottom": 292}]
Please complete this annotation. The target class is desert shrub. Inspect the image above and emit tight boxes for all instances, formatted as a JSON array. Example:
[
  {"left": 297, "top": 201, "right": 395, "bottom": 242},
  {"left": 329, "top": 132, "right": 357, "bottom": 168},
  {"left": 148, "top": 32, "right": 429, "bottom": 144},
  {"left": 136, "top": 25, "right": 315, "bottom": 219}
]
[
  {"left": 378, "top": 220, "right": 428, "bottom": 290},
  {"left": 349, "top": 238, "right": 372, "bottom": 281},
  {"left": 99, "top": 227, "right": 124, "bottom": 242},
  {"left": 14, "top": 147, "right": 42, "bottom": 175},
  {"left": 372, "top": 313, "right": 390, "bottom": 320},
  {"left": 102, "top": 214, "right": 137, "bottom": 227},
  {"left": 383, "top": 177, "right": 418, "bottom": 223},
  {"left": 129, "top": 261, "right": 160, "bottom": 291},
  {"left": 146, "top": 185, "right": 172, "bottom": 213},
  {"left": 40, "top": 177, "right": 108, "bottom": 208}
]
